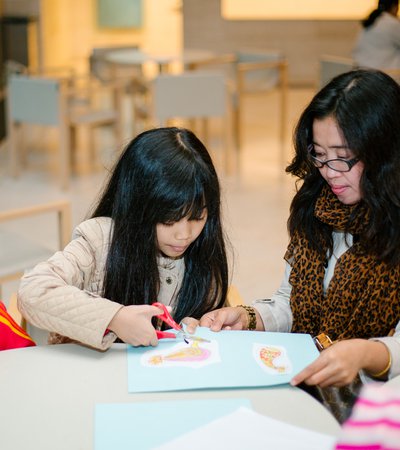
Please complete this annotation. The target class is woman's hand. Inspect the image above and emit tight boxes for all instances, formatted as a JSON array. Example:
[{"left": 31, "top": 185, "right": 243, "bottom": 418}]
[
  {"left": 199, "top": 307, "right": 249, "bottom": 331},
  {"left": 290, "top": 339, "right": 390, "bottom": 387},
  {"left": 108, "top": 304, "right": 164, "bottom": 347}
]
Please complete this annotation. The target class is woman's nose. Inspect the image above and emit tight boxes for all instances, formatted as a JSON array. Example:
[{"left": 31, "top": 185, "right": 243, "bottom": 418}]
[{"left": 324, "top": 166, "right": 340, "bottom": 178}]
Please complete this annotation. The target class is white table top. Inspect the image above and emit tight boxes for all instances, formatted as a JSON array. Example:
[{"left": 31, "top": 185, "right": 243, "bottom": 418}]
[{"left": 0, "top": 343, "right": 340, "bottom": 449}]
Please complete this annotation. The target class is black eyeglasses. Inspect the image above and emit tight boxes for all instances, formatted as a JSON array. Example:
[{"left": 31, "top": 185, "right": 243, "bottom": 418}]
[{"left": 308, "top": 145, "right": 359, "bottom": 173}]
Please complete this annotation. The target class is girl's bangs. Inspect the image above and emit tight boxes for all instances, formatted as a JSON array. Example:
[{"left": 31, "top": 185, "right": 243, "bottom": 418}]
[{"left": 157, "top": 183, "right": 206, "bottom": 224}]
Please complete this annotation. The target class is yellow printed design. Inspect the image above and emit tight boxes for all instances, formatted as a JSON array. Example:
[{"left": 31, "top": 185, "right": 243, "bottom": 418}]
[{"left": 148, "top": 341, "right": 210, "bottom": 366}]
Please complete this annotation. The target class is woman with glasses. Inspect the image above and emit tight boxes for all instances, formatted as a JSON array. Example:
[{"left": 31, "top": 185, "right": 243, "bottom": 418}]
[{"left": 198, "top": 69, "right": 400, "bottom": 396}]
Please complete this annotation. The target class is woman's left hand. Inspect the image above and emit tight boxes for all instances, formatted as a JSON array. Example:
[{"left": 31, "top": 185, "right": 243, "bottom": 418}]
[{"left": 290, "top": 339, "right": 370, "bottom": 387}]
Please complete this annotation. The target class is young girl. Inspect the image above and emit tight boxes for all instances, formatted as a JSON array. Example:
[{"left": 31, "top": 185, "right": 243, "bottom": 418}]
[{"left": 18, "top": 127, "right": 228, "bottom": 350}]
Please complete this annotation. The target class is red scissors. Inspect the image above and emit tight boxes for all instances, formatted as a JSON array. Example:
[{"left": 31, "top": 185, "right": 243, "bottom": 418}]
[{"left": 152, "top": 302, "right": 209, "bottom": 343}]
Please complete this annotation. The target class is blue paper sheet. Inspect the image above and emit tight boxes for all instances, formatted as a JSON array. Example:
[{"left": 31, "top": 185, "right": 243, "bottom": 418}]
[
  {"left": 95, "top": 398, "right": 252, "bottom": 450},
  {"left": 127, "top": 328, "right": 319, "bottom": 393}
]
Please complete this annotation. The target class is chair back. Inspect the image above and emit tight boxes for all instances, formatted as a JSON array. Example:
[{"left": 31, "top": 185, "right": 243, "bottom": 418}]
[
  {"left": 319, "top": 55, "right": 355, "bottom": 88},
  {"left": 8, "top": 75, "right": 63, "bottom": 126},
  {"left": 236, "top": 50, "right": 285, "bottom": 91},
  {"left": 6, "top": 74, "right": 71, "bottom": 187},
  {"left": 153, "top": 71, "right": 226, "bottom": 123},
  {"left": 152, "top": 71, "right": 235, "bottom": 172}
]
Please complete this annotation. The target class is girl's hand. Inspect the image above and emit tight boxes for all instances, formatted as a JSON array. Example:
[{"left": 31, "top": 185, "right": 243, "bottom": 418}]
[
  {"left": 290, "top": 339, "right": 390, "bottom": 387},
  {"left": 108, "top": 304, "right": 164, "bottom": 347},
  {"left": 199, "top": 307, "right": 248, "bottom": 331},
  {"left": 181, "top": 316, "right": 199, "bottom": 334}
]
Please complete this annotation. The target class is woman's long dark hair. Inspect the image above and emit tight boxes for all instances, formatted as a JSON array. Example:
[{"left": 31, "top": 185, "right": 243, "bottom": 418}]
[
  {"left": 91, "top": 127, "right": 228, "bottom": 322},
  {"left": 362, "top": 0, "right": 398, "bottom": 28},
  {"left": 286, "top": 69, "right": 400, "bottom": 266}
]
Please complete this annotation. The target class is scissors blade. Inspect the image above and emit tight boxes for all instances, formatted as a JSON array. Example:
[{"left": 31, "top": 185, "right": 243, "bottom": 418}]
[
  {"left": 152, "top": 302, "right": 210, "bottom": 344},
  {"left": 176, "top": 330, "right": 210, "bottom": 343}
]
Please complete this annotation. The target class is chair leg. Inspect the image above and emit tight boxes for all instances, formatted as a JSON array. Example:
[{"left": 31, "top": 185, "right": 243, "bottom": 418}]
[
  {"left": 232, "top": 102, "right": 241, "bottom": 155},
  {"left": 59, "top": 124, "right": 70, "bottom": 190},
  {"left": 279, "top": 63, "right": 289, "bottom": 173},
  {"left": 223, "top": 118, "right": 231, "bottom": 175},
  {"left": 71, "top": 124, "right": 93, "bottom": 175},
  {"left": 8, "top": 122, "right": 21, "bottom": 177},
  {"left": 113, "top": 86, "right": 124, "bottom": 145},
  {"left": 113, "top": 119, "right": 124, "bottom": 151},
  {"left": 201, "top": 118, "right": 209, "bottom": 146}
]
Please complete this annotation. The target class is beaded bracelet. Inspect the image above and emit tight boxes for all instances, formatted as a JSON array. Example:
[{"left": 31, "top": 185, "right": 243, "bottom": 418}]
[
  {"left": 370, "top": 351, "right": 392, "bottom": 379},
  {"left": 236, "top": 305, "right": 257, "bottom": 330}
]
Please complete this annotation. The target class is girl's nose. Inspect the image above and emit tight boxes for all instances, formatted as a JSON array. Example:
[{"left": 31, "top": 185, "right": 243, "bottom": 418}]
[{"left": 174, "top": 219, "right": 192, "bottom": 240}]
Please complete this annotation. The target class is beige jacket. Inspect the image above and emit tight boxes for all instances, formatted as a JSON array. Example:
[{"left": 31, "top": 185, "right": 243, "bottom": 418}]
[{"left": 18, "top": 217, "right": 185, "bottom": 350}]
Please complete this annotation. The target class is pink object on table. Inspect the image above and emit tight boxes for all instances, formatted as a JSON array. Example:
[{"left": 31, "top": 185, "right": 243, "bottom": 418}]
[{"left": 335, "top": 383, "right": 400, "bottom": 450}]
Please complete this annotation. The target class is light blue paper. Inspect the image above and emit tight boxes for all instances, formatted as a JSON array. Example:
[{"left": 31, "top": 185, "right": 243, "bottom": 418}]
[
  {"left": 95, "top": 398, "right": 251, "bottom": 450},
  {"left": 127, "top": 328, "right": 319, "bottom": 393}
]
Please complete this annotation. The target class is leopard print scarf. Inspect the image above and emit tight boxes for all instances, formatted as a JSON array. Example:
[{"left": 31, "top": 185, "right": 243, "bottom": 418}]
[{"left": 286, "top": 185, "right": 400, "bottom": 340}]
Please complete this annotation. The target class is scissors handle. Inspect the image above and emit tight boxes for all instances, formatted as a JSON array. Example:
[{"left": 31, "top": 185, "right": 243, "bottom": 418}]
[{"left": 152, "top": 302, "right": 182, "bottom": 332}]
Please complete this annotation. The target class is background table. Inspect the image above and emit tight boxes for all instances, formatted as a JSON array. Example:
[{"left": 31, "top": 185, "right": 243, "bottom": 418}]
[
  {"left": 104, "top": 48, "right": 217, "bottom": 73},
  {"left": 0, "top": 343, "right": 340, "bottom": 449}
]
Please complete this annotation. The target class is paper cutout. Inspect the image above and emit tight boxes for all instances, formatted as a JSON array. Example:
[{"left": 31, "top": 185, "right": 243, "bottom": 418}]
[
  {"left": 141, "top": 340, "right": 221, "bottom": 368},
  {"left": 253, "top": 343, "right": 292, "bottom": 375}
]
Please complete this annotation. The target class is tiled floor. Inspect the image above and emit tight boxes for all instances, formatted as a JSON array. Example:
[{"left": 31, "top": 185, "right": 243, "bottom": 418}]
[{"left": 0, "top": 87, "right": 315, "bottom": 305}]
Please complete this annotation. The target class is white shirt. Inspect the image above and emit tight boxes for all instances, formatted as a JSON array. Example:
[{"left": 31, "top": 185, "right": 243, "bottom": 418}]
[{"left": 353, "top": 12, "right": 400, "bottom": 69}]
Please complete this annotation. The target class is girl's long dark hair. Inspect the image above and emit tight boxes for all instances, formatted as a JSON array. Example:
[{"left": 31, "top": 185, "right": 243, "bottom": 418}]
[
  {"left": 286, "top": 69, "right": 400, "bottom": 266},
  {"left": 362, "top": 0, "right": 398, "bottom": 28},
  {"left": 92, "top": 127, "right": 228, "bottom": 322}
]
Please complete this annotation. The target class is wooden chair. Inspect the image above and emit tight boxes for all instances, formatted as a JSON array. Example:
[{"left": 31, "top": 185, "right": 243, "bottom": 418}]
[
  {"left": 6, "top": 74, "right": 124, "bottom": 188},
  {"left": 0, "top": 200, "right": 72, "bottom": 302},
  {"left": 319, "top": 55, "right": 355, "bottom": 88},
  {"left": 152, "top": 71, "right": 236, "bottom": 172},
  {"left": 188, "top": 50, "right": 288, "bottom": 169},
  {"left": 235, "top": 50, "right": 288, "bottom": 168}
]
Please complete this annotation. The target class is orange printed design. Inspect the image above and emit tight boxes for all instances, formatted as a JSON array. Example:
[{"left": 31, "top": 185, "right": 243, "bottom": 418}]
[
  {"left": 259, "top": 347, "right": 286, "bottom": 373},
  {"left": 253, "top": 343, "right": 292, "bottom": 375}
]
